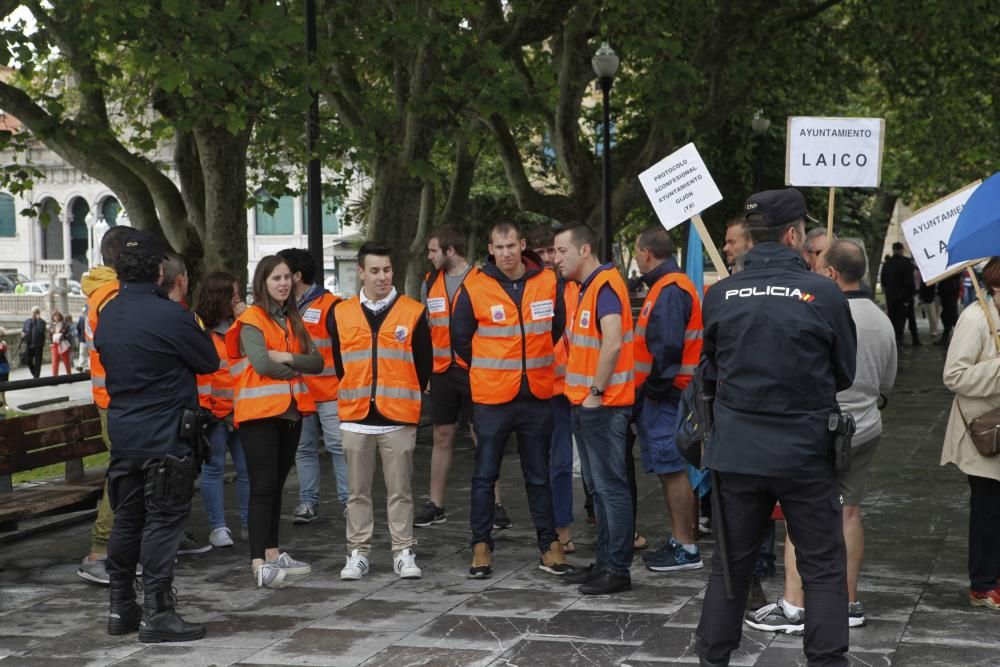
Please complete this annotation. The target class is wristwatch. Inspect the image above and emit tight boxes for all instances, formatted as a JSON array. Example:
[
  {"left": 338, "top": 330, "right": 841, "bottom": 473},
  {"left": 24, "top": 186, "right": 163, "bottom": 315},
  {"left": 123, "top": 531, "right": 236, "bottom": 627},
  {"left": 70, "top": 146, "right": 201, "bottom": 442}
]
[{"left": 589, "top": 386, "right": 605, "bottom": 397}]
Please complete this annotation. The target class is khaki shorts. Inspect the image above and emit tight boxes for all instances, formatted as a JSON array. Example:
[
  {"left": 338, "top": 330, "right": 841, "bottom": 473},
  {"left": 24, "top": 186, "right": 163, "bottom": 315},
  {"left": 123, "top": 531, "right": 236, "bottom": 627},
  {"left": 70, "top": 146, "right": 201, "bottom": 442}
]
[{"left": 838, "top": 435, "right": 880, "bottom": 506}]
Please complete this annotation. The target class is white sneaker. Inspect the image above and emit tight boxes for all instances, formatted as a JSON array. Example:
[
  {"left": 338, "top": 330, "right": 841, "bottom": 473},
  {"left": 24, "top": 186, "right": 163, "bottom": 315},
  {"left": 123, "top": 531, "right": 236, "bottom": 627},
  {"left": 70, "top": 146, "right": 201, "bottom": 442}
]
[
  {"left": 340, "top": 549, "right": 369, "bottom": 580},
  {"left": 394, "top": 548, "right": 422, "bottom": 579},
  {"left": 209, "top": 527, "right": 234, "bottom": 548}
]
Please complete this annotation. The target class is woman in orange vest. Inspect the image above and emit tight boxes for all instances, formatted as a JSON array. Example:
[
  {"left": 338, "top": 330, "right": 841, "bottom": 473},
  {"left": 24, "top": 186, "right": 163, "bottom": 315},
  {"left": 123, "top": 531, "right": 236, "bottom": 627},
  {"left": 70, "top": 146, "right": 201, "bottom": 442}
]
[
  {"left": 193, "top": 271, "right": 250, "bottom": 550},
  {"left": 226, "top": 255, "right": 323, "bottom": 589}
]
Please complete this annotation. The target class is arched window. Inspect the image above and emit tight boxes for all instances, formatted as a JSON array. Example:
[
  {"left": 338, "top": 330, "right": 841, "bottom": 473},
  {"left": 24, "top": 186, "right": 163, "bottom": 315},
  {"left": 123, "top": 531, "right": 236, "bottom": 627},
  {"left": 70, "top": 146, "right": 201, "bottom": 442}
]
[
  {"left": 39, "top": 198, "right": 63, "bottom": 259},
  {"left": 101, "top": 198, "right": 120, "bottom": 226},
  {"left": 302, "top": 196, "right": 341, "bottom": 235},
  {"left": 255, "top": 192, "right": 295, "bottom": 235},
  {"left": 0, "top": 193, "right": 14, "bottom": 237}
]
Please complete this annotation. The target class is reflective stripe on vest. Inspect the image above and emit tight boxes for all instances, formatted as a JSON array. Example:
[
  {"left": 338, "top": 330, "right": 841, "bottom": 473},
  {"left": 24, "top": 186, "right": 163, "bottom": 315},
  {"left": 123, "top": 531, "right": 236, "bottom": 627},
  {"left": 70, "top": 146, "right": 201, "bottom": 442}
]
[
  {"left": 564, "top": 267, "right": 635, "bottom": 406},
  {"left": 197, "top": 330, "right": 238, "bottom": 419},
  {"left": 335, "top": 295, "right": 425, "bottom": 425},
  {"left": 633, "top": 271, "right": 704, "bottom": 391},
  {"left": 465, "top": 268, "right": 557, "bottom": 405},
  {"left": 299, "top": 292, "right": 341, "bottom": 402},
  {"left": 553, "top": 279, "right": 579, "bottom": 396},
  {"left": 86, "top": 280, "right": 120, "bottom": 409},
  {"left": 225, "top": 305, "right": 316, "bottom": 427},
  {"left": 426, "top": 268, "right": 477, "bottom": 374}
]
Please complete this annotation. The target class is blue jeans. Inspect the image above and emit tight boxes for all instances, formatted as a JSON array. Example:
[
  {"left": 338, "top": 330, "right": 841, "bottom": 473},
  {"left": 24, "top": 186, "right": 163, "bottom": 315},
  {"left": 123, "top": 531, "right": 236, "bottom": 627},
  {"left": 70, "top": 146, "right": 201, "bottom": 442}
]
[
  {"left": 550, "top": 395, "right": 574, "bottom": 528},
  {"left": 573, "top": 405, "right": 634, "bottom": 576},
  {"left": 200, "top": 423, "right": 249, "bottom": 530},
  {"left": 295, "top": 400, "right": 348, "bottom": 506},
  {"left": 471, "top": 398, "right": 556, "bottom": 552},
  {"left": 637, "top": 396, "right": 685, "bottom": 475}
]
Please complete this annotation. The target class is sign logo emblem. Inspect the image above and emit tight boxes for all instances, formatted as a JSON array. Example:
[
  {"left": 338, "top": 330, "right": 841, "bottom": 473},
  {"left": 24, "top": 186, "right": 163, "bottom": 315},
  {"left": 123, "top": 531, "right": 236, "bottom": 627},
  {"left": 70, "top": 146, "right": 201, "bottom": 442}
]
[
  {"left": 491, "top": 305, "right": 505, "bottom": 322},
  {"left": 394, "top": 325, "right": 408, "bottom": 342}
]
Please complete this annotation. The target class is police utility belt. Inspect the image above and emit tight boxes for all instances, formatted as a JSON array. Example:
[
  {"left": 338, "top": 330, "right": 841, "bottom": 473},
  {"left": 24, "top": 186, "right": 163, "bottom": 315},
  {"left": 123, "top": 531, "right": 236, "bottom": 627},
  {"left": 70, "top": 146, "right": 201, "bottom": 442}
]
[{"left": 143, "top": 408, "right": 214, "bottom": 500}]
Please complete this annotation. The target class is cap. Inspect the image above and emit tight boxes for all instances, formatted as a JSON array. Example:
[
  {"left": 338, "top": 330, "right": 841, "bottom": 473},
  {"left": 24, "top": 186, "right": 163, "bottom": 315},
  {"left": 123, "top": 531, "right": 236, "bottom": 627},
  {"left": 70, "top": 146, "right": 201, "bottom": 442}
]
[
  {"left": 120, "top": 229, "right": 165, "bottom": 263},
  {"left": 744, "top": 188, "right": 817, "bottom": 227}
]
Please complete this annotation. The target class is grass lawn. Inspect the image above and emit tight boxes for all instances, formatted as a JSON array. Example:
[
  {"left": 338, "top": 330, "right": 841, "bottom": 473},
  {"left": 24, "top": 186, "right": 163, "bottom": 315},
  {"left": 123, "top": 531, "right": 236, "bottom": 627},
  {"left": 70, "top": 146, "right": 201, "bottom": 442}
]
[{"left": 12, "top": 450, "right": 109, "bottom": 485}]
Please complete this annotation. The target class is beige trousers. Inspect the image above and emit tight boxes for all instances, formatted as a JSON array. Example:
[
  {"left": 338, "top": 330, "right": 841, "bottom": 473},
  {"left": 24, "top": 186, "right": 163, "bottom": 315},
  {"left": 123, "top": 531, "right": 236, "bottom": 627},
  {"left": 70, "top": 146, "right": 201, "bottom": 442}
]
[{"left": 341, "top": 427, "right": 417, "bottom": 555}]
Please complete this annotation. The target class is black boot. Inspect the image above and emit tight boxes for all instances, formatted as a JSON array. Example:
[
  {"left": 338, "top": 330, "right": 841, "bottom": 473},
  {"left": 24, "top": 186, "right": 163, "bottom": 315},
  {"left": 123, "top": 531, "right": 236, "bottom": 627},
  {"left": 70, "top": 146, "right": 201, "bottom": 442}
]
[
  {"left": 107, "top": 577, "right": 142, "bottom": 635},
  {"left": 138, "top": 589, "right": 206, "bottom": 643}
]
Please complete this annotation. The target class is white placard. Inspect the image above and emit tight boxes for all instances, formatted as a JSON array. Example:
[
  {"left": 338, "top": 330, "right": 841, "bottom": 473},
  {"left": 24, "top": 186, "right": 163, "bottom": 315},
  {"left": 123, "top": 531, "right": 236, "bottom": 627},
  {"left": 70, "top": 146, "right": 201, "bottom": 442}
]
[
  {"left": 785, "top": 117, "right": 885, "bottom": 188},
  {"left": 900, "top": 181, "right": 982, "bottom": 284},
  {"left": 638, "top": 143, "right": 723, "bottom": 230}
]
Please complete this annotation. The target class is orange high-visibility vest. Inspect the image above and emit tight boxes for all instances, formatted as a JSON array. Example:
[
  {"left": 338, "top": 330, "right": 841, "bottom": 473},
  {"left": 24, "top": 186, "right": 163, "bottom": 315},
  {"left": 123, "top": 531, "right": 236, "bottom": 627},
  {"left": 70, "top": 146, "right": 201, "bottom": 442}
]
[
  {"left": 225, "top": 305, "right": 316, "bottom": 427},
  {"left": 634, "top": 271, "right": 703, "bottom": 391},
  {"left": 86, "top": 281, "right": 120, "bottom": 409},
  {"left": 299, "top": 292, "right": 341, "bottom": 403},
  {"left": 425, "top": 267, "right": 477, "bottom": 374},
  {"left": 553, "top": 278, "right": 580, "bottom": 396},
  {"left": 565, "top": 266, "right": 635, "bottom": 407},
  {"left": 465, "top": 268, "right": 557, "bottom": 404},
  {"left": 197, "top": 329, "right": 238, "bottom": 419},
  {"left": 336, "top": 295, "right": 425, "bottom": 425}
]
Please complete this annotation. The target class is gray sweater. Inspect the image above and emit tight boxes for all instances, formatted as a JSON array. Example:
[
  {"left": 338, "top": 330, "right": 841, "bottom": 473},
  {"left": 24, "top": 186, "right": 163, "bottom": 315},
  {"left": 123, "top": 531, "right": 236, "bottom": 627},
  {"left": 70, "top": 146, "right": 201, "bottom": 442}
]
[{"left": 837, "top": 293, "right": 897, "bottom": 445}]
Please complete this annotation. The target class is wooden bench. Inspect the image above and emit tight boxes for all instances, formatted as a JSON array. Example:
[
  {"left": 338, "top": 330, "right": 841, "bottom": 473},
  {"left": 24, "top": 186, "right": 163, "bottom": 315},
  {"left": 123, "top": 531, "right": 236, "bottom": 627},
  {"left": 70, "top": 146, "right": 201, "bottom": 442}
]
[{"left": 0, "top": 404, "right": 107, "bottom": 530}]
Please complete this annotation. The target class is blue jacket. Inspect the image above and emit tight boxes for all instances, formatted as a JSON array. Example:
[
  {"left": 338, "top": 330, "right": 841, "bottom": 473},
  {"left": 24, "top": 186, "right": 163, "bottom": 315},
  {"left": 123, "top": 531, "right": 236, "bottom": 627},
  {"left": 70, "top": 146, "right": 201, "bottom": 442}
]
[
  {"left": 639, "top": 258, "right": 692, "bottom": 404},
  {"left": 700, "top": 243, "right": 857, "bottom": 478},
  {"left": 94, "top": 282, "right": 218, "bottom": 459}
]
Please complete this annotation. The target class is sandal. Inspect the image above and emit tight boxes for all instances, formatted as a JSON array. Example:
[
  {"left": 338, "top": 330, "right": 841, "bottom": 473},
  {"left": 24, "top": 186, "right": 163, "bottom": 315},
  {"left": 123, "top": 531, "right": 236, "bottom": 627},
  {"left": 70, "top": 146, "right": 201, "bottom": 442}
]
[
  {"left": 560, "top": 539, "right": 577, "bottom": 555},
  {"left": 633, "top": 533, "right": 649, "bottom": 551}
]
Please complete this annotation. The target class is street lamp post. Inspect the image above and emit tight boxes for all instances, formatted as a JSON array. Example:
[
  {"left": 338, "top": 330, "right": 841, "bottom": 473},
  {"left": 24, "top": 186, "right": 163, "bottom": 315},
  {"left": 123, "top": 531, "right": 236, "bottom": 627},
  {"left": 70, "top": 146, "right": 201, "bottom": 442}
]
[
  {"left": 751, "top": 109, "right": 771, "bottom": 192},
  {"left": 592, "top": 42, "right": 619, "bottom": 262}
]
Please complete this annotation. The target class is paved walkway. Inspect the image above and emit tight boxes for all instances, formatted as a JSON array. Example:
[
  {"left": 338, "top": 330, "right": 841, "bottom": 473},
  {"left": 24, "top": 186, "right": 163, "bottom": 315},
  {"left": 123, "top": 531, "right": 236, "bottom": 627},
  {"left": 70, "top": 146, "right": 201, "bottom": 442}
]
[{"left": 0, "top": 342, "right": 994, "bottom": 666}]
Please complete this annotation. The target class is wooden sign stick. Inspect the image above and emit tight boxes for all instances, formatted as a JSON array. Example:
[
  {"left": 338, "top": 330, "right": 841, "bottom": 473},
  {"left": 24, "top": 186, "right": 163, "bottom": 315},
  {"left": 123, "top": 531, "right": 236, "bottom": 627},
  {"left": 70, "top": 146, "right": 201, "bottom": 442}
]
[
  {"left": 691, "top": 214, "right": 729, "bottom": 276},
  {"left": 826, "top": 186, "right": 836, "bottom": 242},
  {"left": 967, "top": 267, "right": 1000, "bottom": 354}
]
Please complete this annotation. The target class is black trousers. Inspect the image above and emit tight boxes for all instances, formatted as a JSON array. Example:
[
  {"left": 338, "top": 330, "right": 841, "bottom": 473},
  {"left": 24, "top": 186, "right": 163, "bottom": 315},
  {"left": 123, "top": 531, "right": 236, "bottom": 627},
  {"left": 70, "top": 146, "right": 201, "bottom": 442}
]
[
  {"left": 240, "top": 417, "right": 302, "bottom": 560},
  {"left": 106, "top": 457, "right": 192, "bottom": 594},
  {"left": 696, "top": 472, "right": 848, "bottom": 667},
  {"left": 886, "top": 297, "right": 915, "bottom": 341},
  {"left": 26, "top": 345, "right": 43, "bottom": 378},
  {"left": 968, "top": 475, "right": 1000, "bottom": 592}
]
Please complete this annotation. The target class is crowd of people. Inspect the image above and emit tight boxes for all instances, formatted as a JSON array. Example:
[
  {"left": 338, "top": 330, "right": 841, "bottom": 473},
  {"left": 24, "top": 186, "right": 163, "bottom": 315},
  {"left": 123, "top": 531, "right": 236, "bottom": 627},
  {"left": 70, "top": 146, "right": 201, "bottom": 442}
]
[{"left": 50, "top": 185, "right": 997, "bottom": 666}]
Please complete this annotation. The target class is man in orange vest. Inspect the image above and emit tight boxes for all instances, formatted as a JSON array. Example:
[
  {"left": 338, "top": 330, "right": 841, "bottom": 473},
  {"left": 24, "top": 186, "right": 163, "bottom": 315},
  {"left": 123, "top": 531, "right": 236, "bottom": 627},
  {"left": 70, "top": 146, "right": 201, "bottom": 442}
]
[
  {"left": 630, "top": 225, "right": 705, "bottom": 574},
  {"left": 529, "top": 225, "right": 579, "bottom": 552},
  {"left": 553, "top": 223, "right": 636, "bottom": 595},
  {"left": 413, "top": 226, "right": 509, "bottom": 528},
  {"left": 451, "top": 221, "right": 572, "bottom": 579},
  {"left": 331, "top": 242, "right": 432, "bottom": 581},
  {"left": 277, "top": 248, "right": 349, "bottom": 524},
  {"left": 76, "top": 225, "right": 131, "bottom": 586}
]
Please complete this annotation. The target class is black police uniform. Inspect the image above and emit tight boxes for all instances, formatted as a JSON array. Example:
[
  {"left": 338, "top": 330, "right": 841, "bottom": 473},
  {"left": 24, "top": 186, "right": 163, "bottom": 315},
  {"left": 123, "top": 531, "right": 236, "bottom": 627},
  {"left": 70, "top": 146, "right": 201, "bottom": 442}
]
[
  {"left": 694, "top": 241, "right": 857, "bottom": 667},
  {"left": 94, "top": 279, "right": 218, "bottom": 640}
]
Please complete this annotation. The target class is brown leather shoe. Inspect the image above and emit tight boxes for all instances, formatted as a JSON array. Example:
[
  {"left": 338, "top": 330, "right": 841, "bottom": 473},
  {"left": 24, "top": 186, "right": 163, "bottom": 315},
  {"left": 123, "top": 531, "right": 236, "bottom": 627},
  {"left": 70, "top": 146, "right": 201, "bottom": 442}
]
[
  {"left": 469, "top": 542, "right": 492, "bottom": 579},
  {"left": 539, "top": 540, "right": 575, "bottom": 576}
]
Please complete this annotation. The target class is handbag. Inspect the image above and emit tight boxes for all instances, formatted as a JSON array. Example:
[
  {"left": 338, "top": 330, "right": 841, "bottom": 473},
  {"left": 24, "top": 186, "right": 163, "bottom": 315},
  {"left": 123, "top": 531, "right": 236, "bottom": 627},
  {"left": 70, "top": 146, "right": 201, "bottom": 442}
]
[{"left": 956, "top": 402, "right": 1000, "bottom": 458}]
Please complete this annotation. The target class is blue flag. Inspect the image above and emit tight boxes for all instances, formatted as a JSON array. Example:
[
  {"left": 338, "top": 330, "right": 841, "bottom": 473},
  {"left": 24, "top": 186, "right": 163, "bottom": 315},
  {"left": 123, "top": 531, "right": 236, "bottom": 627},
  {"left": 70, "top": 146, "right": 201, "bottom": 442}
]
[{"left": 685, "top": 218, "right": 705, "bottom": 294}]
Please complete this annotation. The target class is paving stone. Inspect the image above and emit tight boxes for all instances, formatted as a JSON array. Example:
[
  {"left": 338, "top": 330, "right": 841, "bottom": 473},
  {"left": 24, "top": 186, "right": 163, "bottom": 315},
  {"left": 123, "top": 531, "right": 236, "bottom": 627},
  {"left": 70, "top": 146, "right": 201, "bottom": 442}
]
[
  {"left": 450, "top": 586, "right": 580, "bottom": 619},
  {"left": 397, "top": 614, "right": 544, "bottom": 651},
  {"left": 535, "top": 609, "right": 668, "bottom": 644},
  {"left": 496, "top": 637, "right": 636, "bottom": 665},
  {"left": 237, "top": 628, "right": 406, "bottom": 666},
  {"left": 360, "top": 645, "right": 496, "bottom": 666},
  {"left": 626, "top": 625, "right": 771, "bottom": 665}
]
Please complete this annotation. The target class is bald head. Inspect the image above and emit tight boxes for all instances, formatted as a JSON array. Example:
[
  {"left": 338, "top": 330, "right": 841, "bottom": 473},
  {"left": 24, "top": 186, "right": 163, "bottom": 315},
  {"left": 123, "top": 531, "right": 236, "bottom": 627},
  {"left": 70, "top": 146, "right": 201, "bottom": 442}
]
[{"left": 820, "top": 239, "right": 866, "bottom": 290}]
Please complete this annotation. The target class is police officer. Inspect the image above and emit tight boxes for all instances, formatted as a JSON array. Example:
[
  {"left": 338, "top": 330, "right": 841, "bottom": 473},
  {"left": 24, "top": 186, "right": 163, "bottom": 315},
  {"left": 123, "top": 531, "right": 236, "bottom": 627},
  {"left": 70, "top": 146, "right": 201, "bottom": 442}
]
[
  {"left": 95, "top": 230, "right": 219, "bottom": 642},
  {"left": 694, "top": 189, "right": 857, "bottom": 667}
]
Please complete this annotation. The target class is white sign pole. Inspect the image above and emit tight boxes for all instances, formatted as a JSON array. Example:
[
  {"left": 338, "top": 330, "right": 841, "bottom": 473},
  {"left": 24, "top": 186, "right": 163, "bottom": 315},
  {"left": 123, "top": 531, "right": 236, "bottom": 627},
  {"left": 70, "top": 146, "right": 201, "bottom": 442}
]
[{"left": 638, "top": 143, "right": 727, "bottom": 275}]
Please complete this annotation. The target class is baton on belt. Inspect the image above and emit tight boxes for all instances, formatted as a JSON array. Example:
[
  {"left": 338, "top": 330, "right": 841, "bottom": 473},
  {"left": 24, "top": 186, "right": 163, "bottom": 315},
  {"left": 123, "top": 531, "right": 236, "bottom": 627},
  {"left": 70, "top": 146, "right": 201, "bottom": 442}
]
[{"left": 710, "top": 469, "right": 734, "bottom": 600}]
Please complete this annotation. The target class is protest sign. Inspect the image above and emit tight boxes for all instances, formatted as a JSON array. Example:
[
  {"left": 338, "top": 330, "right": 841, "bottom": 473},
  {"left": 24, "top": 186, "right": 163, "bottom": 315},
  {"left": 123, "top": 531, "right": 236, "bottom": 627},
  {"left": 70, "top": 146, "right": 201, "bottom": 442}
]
[
  {"left": 785, "top": 117, "right": 885, "bottom": 188},
  {"left": 900, "top": 181, "right": 983, "bottom": 284},
  {"left": 639, "top": 143, "right": 727, "bottom": 274},
  {"left": 785, "top": 116, "right": 886, "bottom": 241}
]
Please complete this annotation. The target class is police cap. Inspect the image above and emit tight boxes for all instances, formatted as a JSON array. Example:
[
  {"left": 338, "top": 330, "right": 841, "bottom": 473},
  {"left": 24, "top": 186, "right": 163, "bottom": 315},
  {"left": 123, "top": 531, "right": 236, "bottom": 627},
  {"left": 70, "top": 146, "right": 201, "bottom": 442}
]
[
  {"left": 120, "top": 228, "right": 166, "bottom": 263},
  {"left": 744, "top": 188, "right": 818, "bottom": 227}
]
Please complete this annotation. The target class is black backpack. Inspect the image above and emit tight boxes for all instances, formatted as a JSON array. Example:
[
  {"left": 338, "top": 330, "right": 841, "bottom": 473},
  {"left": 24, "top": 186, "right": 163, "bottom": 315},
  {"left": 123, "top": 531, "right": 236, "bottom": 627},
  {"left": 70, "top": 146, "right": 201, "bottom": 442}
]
[{"left": 675, "top": 368, "right": 713, "bottom": 468}]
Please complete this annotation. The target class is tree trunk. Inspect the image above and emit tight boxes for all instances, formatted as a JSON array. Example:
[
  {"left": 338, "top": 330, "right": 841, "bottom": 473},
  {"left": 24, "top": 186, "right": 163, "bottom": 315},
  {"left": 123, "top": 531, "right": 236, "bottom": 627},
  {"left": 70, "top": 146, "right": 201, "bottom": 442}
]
[
  {"left": 404, "top": 181, "right": 435, "bottom": 298},
  {"left": 366, "top": 157, "right": 426, "bottom": 292},
  {"left": 866, "top": 191, "right": 899, "bottom": 291},
  {"left": 193, "top": 125, "right": 253, "bottom": 289}
]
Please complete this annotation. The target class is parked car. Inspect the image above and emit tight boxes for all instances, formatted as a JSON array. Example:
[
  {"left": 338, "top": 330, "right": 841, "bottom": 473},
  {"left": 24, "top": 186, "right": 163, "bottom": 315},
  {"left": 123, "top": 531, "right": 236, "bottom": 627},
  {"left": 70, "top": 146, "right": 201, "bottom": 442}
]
[
  {"left": 21, "top": 282, "right": 49, "bottom": 295},
  {"left": 0, "top": 274, "right": 14, "bottom": 293}
]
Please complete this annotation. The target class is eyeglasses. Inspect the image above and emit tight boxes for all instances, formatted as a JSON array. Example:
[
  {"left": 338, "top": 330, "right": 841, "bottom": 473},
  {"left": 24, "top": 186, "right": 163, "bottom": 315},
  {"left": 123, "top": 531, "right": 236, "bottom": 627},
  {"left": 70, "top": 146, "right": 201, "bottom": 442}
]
[{"left": 807, "top": 249, "right": 823, "bottom": 257}]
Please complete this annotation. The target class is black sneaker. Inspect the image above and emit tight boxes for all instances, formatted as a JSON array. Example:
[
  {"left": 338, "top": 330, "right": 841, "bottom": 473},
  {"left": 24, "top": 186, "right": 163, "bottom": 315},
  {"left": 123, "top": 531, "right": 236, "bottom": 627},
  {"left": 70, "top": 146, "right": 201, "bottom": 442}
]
[
  {"left": 176, "top": 532, "right": 211, "bottom": 556},
  {"left": 493, "top": 503, "right": 512, "bottom": 530},
  {"left": 414, "top": 501, "right": 446, "bottom": 527}
]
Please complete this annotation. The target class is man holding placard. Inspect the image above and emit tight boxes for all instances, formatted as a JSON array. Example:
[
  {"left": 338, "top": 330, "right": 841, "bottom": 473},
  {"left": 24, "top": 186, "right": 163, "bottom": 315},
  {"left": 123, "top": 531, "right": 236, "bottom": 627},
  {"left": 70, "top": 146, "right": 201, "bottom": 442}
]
[{"left": 695, "top": 188, "right": 857, "bottom": 667}]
